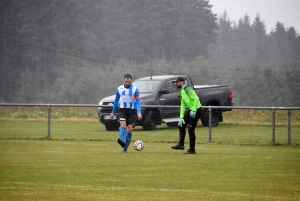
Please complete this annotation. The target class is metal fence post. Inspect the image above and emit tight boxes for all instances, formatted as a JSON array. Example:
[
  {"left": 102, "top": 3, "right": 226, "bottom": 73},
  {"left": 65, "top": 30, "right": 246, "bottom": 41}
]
[
  {"left": 272, "top": 108, "right": 275, "bottom": 144},
  {"left": 287, "top": 109, "right": 291, "bottom": 145},
  {"left": 47, "top": 104, "right": 51, "bottom": 138},
  {"left": 208, "top": 107, "right": 212, "bottom": 143}
]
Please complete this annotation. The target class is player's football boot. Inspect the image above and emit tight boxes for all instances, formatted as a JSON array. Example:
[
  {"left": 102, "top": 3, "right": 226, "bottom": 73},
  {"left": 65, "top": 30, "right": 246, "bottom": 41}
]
[{"left": 117, "top": 138, "right": 125, "bottom": 148}]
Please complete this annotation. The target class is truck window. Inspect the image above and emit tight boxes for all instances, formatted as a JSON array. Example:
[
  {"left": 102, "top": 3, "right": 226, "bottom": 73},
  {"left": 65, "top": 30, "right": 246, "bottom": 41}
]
[
  {"left": 184, "top": 78, "right": 189, "bottom": 87},
  {"left": 162, "top": 80, "right": 177, "bottom": 92},
  {"left": 133, "top": 80, "right": 162, "bottom": 93}
]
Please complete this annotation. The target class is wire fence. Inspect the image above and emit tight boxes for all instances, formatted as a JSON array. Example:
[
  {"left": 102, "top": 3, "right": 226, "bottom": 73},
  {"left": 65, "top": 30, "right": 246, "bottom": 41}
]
[{"left": 0, "top": 103, "right": 299, "bottom": 146}]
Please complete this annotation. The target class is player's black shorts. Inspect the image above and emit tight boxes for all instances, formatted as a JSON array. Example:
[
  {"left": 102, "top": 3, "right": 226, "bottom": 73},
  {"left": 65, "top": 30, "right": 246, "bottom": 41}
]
[{"left": 118, "top": 108, "right": 137, "bottom": 126}]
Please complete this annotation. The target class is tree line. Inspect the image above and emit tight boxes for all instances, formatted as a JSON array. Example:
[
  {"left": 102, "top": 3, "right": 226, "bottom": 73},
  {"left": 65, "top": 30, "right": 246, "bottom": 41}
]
[{"left": 0, "top": 0, "right": 299, "bottom": 106}]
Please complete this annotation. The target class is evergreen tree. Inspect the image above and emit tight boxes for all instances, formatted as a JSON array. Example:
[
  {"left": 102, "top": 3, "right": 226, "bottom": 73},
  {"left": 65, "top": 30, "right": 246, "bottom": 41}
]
[
  {"left": 251, "top": 14, "right": 268, "bottom": 63},
  {"left": 269, "top": 22, "right": 289, "bottom": 64},
  {"left": 1, "top": 0, "right": 300, "bottom": 106},
  {"left": 285, "top": 27, "right": 300, "bottom": 63},
  {"left": 208, "top": 11, "right": 234, "bottom": 65},
  {"left": 234, "top": 14, "right": 254, "bottom": 63}
]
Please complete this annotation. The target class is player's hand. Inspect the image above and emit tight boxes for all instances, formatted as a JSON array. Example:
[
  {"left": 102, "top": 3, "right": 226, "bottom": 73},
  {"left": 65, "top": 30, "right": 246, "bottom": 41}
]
[
  {"left": 178, "top": 119, "right": 185, "bottom": 127},
  {"left": 109, "top": 113, "right": 115, "bottom": 120},
  {"left": 190, "top": 111, "right": 195, "bottom": 118},
  {"left": 137, "top": 113, "right": 142, "bottom": 120}
]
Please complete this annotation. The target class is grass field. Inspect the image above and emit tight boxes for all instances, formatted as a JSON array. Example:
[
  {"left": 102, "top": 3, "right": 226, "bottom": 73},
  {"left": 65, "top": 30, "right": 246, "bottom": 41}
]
[
  {"left": 1, "top": 107, "right": 300, "bottom": 144},
  {"left": 0, "top": 139, "right": 299, "bottom": 201},
  {"left": 1, "top": 118, "right": 300, "bottom": 145},
  {"left": 1, "top": 106, "right": 300, "bottom": 200}
]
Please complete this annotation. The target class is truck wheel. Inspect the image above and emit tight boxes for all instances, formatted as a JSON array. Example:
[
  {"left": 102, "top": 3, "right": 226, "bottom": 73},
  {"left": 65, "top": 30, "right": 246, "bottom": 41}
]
[
  {"left": 143, "top": 122, "right": 156, "bottom": 130},
  {"left": 105, "top": 124, "right": 119, "bottom": 131},
  {"left": 142, "top": 113, "right": 157, "bottom": 131},
  {"left": 201, "top": 108, "right": 219, "bottom": 127},
  {"left": 166, "top": 122, "right": 178, "bottom": 127}
]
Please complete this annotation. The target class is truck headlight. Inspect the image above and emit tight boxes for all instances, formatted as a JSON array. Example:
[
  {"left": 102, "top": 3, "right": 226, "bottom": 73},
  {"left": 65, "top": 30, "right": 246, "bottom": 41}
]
[{"left": 98, "top": 100, "right": 103, "bottom": 110}]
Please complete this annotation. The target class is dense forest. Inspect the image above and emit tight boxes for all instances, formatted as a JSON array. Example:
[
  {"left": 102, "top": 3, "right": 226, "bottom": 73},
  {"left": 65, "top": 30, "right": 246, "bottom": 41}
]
[{"left": 1, "top": 0, "right": 299, "bottom": 106}]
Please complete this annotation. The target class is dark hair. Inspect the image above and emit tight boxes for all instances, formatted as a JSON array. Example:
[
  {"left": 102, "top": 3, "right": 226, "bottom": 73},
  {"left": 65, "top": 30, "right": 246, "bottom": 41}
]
[{"left": 124, "top": 74, "right": 132, "bottom": 79}]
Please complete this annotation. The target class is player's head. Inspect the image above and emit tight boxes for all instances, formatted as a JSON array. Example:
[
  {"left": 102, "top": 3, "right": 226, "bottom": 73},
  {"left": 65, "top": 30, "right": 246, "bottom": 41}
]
[
  {"left": 123, "top": 74, "right": 132, "bottom": 88},
  {"left": 174, "top": 77, "right": 185, "bottom": 89}
]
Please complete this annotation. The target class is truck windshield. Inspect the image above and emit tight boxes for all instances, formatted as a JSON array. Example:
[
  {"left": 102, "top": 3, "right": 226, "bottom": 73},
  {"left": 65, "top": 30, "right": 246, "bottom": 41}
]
[{"left": 133, "top": 80, "right": 162, "bottom": 93}]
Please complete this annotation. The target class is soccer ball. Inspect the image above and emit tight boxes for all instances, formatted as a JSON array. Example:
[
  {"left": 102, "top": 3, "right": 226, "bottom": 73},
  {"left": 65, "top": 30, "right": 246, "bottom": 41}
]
[{"left": 134, "top": 140, "right": 144, "bottom": 151}]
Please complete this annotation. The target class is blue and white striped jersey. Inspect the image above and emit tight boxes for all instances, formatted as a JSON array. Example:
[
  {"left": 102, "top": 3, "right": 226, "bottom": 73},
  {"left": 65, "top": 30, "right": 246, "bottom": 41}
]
[{"left": 112, "top": 84, "right": 141, "bottom": 114}]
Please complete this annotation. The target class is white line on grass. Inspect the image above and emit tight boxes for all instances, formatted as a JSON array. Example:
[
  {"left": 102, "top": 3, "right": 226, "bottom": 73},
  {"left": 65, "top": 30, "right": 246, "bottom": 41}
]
[
  {"left": 200, "top": 154, "right": 275, "bottom": 159},
  {"left": 1, "top": 182, "right": 299, "bottom": 200},
  {"left": 200, "top": 154, "right": 300, "bottom": 160},
  {"left": 1, "top": 182, "right": 196, "bottom": 192},
  {"left": 40, "top": 150, "right": 77, "bottom": 153}
]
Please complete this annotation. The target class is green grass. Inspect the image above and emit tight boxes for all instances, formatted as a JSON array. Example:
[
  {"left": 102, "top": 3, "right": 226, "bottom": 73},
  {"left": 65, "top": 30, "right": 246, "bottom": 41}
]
[
  {"left": 0, "top": 139, "right": 299, "bottom": 201},
  {"left": 1, "top": 106, "right": 299, "bottom": 200},
  {"left": 1, "top": 107, "right": 300, "bottom": 145},
  {"left": 1, "top": 119, "right": 300, "bottom": 145}
]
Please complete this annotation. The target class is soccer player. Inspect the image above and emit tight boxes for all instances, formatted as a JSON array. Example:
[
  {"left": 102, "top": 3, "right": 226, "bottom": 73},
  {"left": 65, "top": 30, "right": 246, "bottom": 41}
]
[
  {"left": 171, "top": 77, "right": 202, "bottom": 154},
  {"left": 109, "top": 74, "right": 142, "bottom": 153}
]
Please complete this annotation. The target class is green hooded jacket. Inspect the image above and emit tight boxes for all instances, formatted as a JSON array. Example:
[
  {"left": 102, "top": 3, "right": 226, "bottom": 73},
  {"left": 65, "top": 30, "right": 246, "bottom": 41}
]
[{"left": 180, "top": 86, "right": 201, "bottom": 118}]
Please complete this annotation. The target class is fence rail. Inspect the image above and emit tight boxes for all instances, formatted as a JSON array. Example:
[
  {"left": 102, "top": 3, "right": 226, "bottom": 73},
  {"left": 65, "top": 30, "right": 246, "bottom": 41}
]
[{"left": 0, "top": 103, "right": 299, "bottom": 146}]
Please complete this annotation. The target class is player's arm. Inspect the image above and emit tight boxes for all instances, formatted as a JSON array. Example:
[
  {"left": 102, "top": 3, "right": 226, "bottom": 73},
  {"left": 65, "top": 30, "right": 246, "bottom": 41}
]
[
  {"left": 179, "top": 96, "right": 187, "bottom": 119},
  {"left": 110, "top": 90, "right": 120, "bottom": 120},
  {"left": 134, "top": 88, "right": 142, "bottom": 120},
  {"left": 186, "top": 87, "right": 201, "bottom": 111}
]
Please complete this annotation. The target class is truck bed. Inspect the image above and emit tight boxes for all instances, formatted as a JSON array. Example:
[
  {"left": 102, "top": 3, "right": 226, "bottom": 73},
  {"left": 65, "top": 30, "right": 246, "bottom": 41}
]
[{"left": 194, "top": 85, "right": 229, "bottom": 89}]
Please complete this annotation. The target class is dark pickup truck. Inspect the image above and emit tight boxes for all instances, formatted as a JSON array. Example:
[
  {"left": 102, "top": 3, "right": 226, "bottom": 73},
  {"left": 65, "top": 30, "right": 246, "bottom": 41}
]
[{"left": 98, "top": 75, "right": 233, "bottom": 131}]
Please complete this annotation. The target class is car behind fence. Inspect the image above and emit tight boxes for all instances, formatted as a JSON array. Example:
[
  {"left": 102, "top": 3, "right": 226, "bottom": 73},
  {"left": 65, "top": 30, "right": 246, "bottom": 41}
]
[{"left": 0, "top": 103, "right": 299, "bottom": 146}]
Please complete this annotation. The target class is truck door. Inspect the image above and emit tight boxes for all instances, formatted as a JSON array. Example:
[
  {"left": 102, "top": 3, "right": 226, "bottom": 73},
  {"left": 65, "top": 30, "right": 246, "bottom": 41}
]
[{"left": 158, "top": 80, "right": 181, "bottom": 118}]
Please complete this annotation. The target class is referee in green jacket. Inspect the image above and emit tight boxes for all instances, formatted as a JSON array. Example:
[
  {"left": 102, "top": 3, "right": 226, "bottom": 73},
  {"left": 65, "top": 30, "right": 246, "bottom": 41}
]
[{"left": 171, "top": 77, "right": 202, "bottom": 154}]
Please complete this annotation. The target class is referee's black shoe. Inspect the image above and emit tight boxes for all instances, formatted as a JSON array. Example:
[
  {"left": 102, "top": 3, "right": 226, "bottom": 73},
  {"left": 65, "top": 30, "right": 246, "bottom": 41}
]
[
  {"left": 183, "top": 149, "right": 196, "bottom": 154},
  {"left": 171, "top": 144, "right": 184, "bottom": 150}
]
